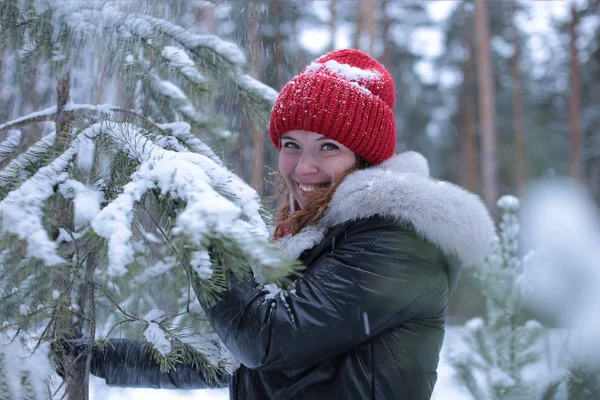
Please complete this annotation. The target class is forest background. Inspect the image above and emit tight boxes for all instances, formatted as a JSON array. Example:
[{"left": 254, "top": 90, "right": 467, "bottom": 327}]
[{"left": 0, "top": 0, "right": 599, "bottom": 399}]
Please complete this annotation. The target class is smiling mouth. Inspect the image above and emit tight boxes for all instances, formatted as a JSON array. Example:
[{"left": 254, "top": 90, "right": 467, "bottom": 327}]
[{"left": 297, "top": 183, "right": 329, "bottom": 195}]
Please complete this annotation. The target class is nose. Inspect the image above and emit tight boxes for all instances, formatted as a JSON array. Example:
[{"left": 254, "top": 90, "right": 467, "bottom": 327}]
[{"left": 295, "top": 152, "right": 318, "bottom": 176}]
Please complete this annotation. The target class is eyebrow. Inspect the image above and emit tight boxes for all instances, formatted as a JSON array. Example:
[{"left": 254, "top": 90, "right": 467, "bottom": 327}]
[{"left": 280, "top": 135, "right": 331, "bottom": 142}]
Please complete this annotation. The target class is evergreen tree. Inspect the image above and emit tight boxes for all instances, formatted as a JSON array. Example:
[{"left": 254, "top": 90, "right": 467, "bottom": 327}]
[
  {"left": 450, "top": 195, "right": 554, "bottom": 399},
  {"left": 0, "top": 1, "right": 298, "bottom": 398}
]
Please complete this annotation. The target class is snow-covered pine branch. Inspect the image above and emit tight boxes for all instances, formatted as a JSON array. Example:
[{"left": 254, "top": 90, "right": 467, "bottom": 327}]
[
  {"left": 0, "top": 335, "right": 52, "bottom": 400},
  {"left": 157, "top": 122, "right": 224, "bottom": 167},
  {"left": 161, "top": 46, "right": 208, "bottom": 88},
  {"left": 0, "top": 147, "right": 75, "bottom": 266},
  {"left": 0, "top": 1, "right": 289, "bottom": 394},
  {"left": 84, "top": 121, "right": 292, "bottom": 285},
  {"left": 0, "top": 130, "right": 22, "bottom": 164}
]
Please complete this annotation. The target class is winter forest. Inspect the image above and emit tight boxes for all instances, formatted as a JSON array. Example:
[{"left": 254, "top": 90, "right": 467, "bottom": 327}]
[{"left": 0, "top": 0, "right": 598, "bottom": 399}]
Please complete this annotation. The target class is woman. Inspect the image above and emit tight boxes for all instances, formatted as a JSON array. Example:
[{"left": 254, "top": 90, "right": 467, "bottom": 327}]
[{"left": 73, "top": 49, "right": 494, "bottom": 399}]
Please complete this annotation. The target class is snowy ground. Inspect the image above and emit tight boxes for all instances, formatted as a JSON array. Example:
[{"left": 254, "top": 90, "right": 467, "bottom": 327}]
[{"left": 90, "top": 326, "right": 566, "bottom": 400}]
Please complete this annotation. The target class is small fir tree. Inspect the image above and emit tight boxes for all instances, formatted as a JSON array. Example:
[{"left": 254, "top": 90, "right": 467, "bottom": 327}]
[
  {"left": 450, "top": 195, "right": 553, "bottom": 399},
  {"left": 0, "top": 1, "right": 299, "bottom": 398}
]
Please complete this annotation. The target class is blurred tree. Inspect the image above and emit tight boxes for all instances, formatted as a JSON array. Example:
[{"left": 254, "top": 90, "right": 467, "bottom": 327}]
[
  {"left": 569, "top": 3, "right": 583, "bottom": 181},
  {"left": 508, "top": 0, "right": 527, "bottom": 197},
  {"left": 475, "top": 0, "right": 499, "bottom": 209},
  {"left": 216, "top": 0, "right": 305, "bottom": 198}
]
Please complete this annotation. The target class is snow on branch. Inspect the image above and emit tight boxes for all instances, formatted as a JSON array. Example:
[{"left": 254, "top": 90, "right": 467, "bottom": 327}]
[
  {"left": 0, "top": 130, "right": 22, "bottom": 164},
  {"left": 0, "top": 336, "right": 52, "bottom": 400},
  {"left": 0, "top": 133, "right": 56, "bottom": 193},
  {"left": 0, "top": 106, "right": 57, "bottom": 133},
  {"left": 0, "top": 147, "right": 76, "bottom": 266},
  {"left": 86, "top": 122, "right": 278, "bottom": 277},
  {"left": 77, "top": 9, "right": 245, "bottom": 67},
  {"left": 139, "top": 15, "right": 246, "bottom": 67},
  {"left": 157, "top": 122, "right": 224, "bottom": 167},
  {"left": 161, "top": 46, "right": 207, "bottom": 86},
  {"left": 148, "top": 73, "right": 207, "bottom": 125},
  {"left": 234, "top": 74, "right": 279, "bottom": 106},
  {"left": 0, "top": 103, "right": 124, "bottom": 133}
]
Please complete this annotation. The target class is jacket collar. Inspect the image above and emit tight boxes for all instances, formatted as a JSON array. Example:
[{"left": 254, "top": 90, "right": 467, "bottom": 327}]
[{"left": 276, "top": 152, "right": 495, "bottom": 268}]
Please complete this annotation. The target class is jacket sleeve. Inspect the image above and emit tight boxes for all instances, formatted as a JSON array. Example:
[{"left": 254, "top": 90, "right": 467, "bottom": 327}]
[
  {"left": 197, "top": 219, "right": 448, "bottom": 372},
  {"left": 90, "top": 339, "right": 230, "bottom": 389}
]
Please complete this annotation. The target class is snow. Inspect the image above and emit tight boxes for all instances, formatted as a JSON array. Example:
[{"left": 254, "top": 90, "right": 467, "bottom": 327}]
[
  {"left": 0, "top": 336, "right": 52, "bottom": 400},
  {"left": 134, "top": 257, "right": 177, "bottom": 284},
  {"left": 263, "top": 283, "right": 281, "bottom": 300},
  {"left": 74, "top": 135, "right": 96, "bottom": 173},
  {"left": 143, "top": 324, "right": 171, "bottom": 356},
  {"left": 234, "top": 73, "right": 279, "bottom": 104},
  {"left": 0, "top": 148, "right": 75, "bottom": 266},
  {"left": 157, "top": 122, "right": 224, "bottom": 167},
  {"left": 0, "top": 132, "right": 56, "bottom": 189},
  {"left": 155, "top": 78, "right": 187, "bottom": 100},
  {"left": 0, "top": 105, "right": 57, "bottom": 131},
  {"left": 81, "top": 121, "right": 275, "bottom": 278},
  {"left": 58, "top": 179, "right": 104, "bottom": 230},
  {"left": 190, "top": 250, "right": 213, "bottom": 280},
  {"left": 162, "top": 46, "right": 207, "bottom": 84},
  {"left": 305, "top": 60, "right": 381, "bottom": 81},
  {"left": 0, "top": 130, "right": 21, "bottom": 163}
]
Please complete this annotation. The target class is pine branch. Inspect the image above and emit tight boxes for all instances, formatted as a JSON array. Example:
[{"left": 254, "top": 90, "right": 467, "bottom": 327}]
[
  {"left": 0, "top": 147, "right": 76, "bottom": 266},
  {"left": 0, "top": 130, "right": 21, "bottom": 164}
]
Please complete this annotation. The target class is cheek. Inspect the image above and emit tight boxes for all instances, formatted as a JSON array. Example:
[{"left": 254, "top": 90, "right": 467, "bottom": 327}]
[
  {"left": 278, "top": 152, "right": 296, "bottom": 183},
  {"left": 325, "top": 154, "right": 357, "bottom": 177}
]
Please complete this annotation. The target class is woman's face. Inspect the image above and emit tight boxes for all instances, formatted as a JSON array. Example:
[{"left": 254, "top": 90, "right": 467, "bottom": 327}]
[{"left": 279, "top": 130, "right": 357, "bottom": 209}]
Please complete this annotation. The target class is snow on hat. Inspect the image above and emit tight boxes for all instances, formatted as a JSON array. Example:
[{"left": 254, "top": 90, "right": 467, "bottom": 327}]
[{"left": 269, "top": 49, "right": 396, "bottom": 165}]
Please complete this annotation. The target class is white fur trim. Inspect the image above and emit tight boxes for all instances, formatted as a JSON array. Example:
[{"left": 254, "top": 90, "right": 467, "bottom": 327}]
[
  {"left": 275, "top": 225, "right": 327, "bottom": 259},
  {"left": 321, "top": 152, "right": 495, "bottom": 267}
]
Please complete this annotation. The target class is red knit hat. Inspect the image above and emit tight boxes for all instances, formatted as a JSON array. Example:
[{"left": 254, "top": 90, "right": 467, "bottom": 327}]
[{"left": 269, "top": 49, "right": 396, "bottom": 165}]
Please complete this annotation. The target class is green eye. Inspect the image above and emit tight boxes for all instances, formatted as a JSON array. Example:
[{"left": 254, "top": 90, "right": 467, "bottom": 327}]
[
  {"left": 283, "top": 142, "right": 299, "bottom": 149},
  {"left": 322, "top": 143, "right": 340, "bottom": 151}
]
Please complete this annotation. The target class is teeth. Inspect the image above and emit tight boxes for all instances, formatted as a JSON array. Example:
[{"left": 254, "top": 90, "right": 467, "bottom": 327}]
[{"left": 299, "top": 184, "right": 317, "bottom": 192}]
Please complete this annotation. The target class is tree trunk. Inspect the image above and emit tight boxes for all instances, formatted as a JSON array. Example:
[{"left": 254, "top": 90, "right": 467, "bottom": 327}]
[
  {"left": 364, "top": 0, "right": 377, "bottom": 55},
  {"left": 509, "top": 0, "right": 527, "bottom": 196},
  {"left": 56, "top": 72, "right": 73, "bottom": 145},
  {"left": 202, "top": 2, "right": 215, "bottom": 34},
  {"left": 569, "top": 3, "right": 582, "bottom": 181},
  {"left": 474, "top": 0, "right": 498, "bottom": 210},
  {"left": 352, "top": 0, "right": 364, "bottom": 50},
  {"left": 328, "top": 0, "right": 338, "bottom": 51},
  {"left": 249, "top": 3, "right": 265, "bottom": 195},
  {"left": 461, "top": 12, "right": 479, "bottom": 193},
  {"left": 380, "top": 0, "right": 393, "bottom": 66}
]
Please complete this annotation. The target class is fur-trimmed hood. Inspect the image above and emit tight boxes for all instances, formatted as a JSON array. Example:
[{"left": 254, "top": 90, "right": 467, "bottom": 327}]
[{"left": 276, "top": 151, "right": 495, "bottom": 268}]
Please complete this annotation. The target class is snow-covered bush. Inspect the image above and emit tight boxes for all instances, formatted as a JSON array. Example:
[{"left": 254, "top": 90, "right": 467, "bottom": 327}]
[{"left": 450, "top": 195, "right": 557, "bottom": 399}]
